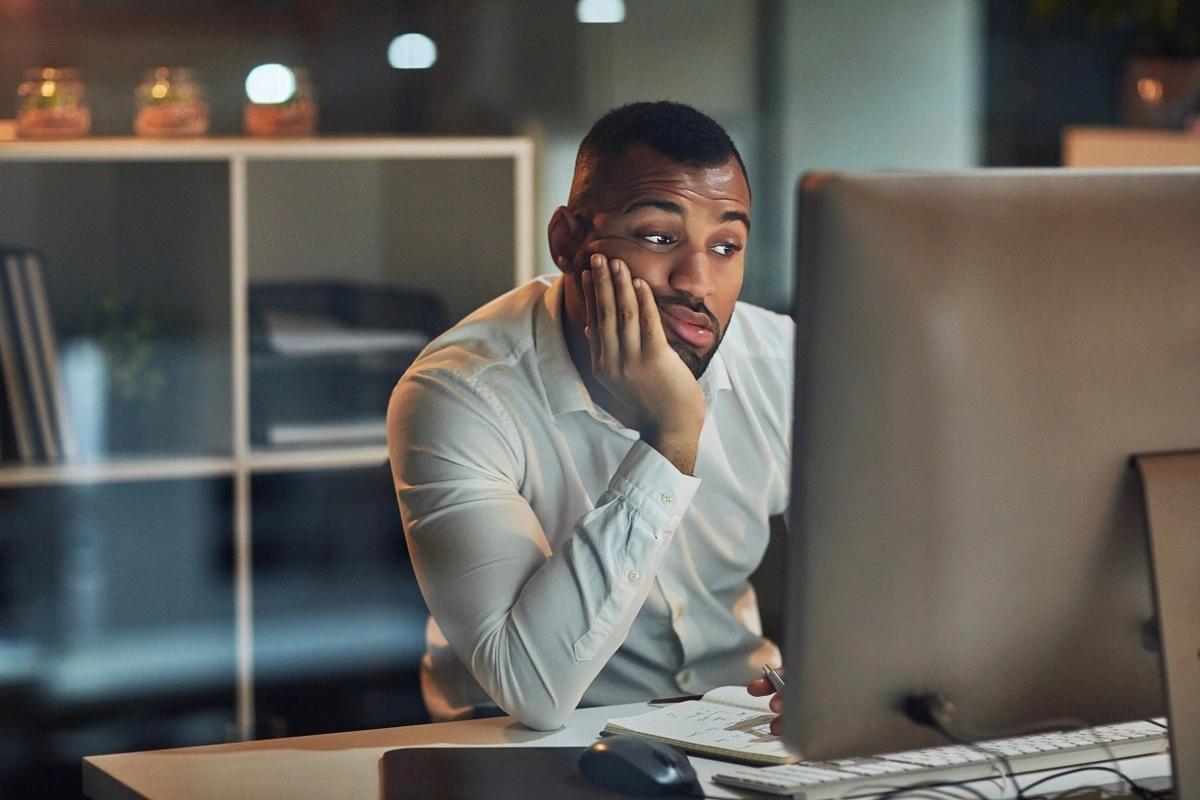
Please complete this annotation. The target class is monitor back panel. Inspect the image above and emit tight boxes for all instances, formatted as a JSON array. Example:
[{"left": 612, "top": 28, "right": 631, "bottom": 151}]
[{"left": 786, "top": 169, "right": 1200, "bottom": 760}]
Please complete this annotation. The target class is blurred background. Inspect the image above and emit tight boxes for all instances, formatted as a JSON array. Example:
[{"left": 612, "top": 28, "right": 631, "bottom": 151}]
[{"left": 0, "top": 1, "right": 1197, "bottom": 797}]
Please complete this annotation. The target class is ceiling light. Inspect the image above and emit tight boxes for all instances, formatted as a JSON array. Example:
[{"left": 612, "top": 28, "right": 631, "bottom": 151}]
[
  {"left": 244, "top": 64, "right": 296, "bottom": 104},
  {"left": 388, "top": 33, "right": 438, "bottom": 70},
  {"left": 576, "top": 0, "right": 625, "bottom": 23}
]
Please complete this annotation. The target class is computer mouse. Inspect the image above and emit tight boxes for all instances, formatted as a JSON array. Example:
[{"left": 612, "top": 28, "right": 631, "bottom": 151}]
[{"left": 578, "top": 735, "right": 700, "bottom": 797}]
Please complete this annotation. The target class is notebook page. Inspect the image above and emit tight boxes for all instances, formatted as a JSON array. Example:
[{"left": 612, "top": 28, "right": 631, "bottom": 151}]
[
  {"left": 604, "top": 701, "right": 794, "bottom": 765},
  {"left": 700, "top": 685, "right": 775, "bottom": 713}
]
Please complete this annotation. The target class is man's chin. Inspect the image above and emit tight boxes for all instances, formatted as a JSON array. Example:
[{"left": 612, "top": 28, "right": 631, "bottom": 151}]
[{"left": 670, "top": 338, "right": 714, "bottom": 379}]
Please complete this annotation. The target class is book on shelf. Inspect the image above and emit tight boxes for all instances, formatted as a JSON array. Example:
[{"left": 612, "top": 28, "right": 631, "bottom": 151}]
[
  {"left": 0, "top": 346, "right": 9, "bottom": 460},
  {"left": 0, "top": 247, "right": 74, "bottom": 464},
  {"left": 602, "top": 685, "right": 799, "bottom": 766},
  {"left": 24, "top": 251, "right": 76, "bottom": 460},
  {"left": 0, "top": 251, "right": 35, "bottom": 462},
  {"left": 6, "top": 254, "right": 57, "bottom": 461}
]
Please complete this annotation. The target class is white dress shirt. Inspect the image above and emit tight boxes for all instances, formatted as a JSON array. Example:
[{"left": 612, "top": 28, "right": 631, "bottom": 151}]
[{"left": 387, "top": 275, "right": 793, "bottom": 730}]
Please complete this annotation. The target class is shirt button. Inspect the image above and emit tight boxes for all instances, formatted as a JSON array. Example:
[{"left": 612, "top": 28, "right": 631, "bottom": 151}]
[
  {"left": 627, "top": 570, "right": 641, "bottom": 583},
  {"left": 672, "top": 604, "right": 685, "bottom": 622},
  {"left": 660, "top": 492, "right": 673, "bottom": 505},
  {"left": 677, "top": 669, "right": 693, "bottom": 686}
]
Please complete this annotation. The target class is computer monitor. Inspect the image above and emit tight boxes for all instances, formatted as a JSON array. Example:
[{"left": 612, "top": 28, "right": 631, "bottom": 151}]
[{"left": 783, "top": 170, "right": 1200, "bottom": 773}]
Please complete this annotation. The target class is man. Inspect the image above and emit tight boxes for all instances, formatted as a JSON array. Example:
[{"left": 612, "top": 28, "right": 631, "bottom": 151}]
[{"left": 387, "top": 101, "right": 791, "bottom": 730}]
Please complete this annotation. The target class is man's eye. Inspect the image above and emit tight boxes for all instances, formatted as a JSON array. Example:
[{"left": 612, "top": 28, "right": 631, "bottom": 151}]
[
  {"left": 641, "top": 233, "right": 676, "bottom": 246},
  {"left": 713, "top": 242, "right": 743, "bottom": 257}
]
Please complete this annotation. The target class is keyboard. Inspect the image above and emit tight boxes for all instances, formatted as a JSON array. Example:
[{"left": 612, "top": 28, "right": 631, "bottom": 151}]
[{"left": 713, "top": 719, "right": 1168, "bottom": 798}]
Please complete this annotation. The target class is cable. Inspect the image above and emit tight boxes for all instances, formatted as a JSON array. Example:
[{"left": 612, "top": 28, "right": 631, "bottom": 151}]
[
  {"left": 986, "top": 714, "right": 1129, "bottom": 794},
  {"left": 901, "top": 693, "right": 1024, "bottom": 800},
  {"left": 1021, "top": 765, "right": 1166, "bottom": 800},
  {"left": 1044, "top": 788, "right": 1098, "bottom": 800},
  {"left": 870, "top": 779, "right": 992, "bottom": 800},
  {"left": 900, "top": 695, "right": 1169, "bottom": 800}
]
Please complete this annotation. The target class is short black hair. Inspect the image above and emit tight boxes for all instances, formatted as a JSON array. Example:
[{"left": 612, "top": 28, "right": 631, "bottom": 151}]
[{"left": 568, "top": 100, "right": 749, "bottom": 210}]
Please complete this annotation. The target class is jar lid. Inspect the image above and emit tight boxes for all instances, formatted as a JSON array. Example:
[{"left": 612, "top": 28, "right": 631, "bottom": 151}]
[
  {"left": 142, "top": 67, "right": 198, "bottom": 82},
  {"left": 22, "top": 67, "right": 83, "bottom": 82}
]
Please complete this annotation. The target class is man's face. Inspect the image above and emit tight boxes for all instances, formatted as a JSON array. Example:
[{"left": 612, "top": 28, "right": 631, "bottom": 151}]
[{"left": 572, "top": 145, "right": 750, "bottom": 378}]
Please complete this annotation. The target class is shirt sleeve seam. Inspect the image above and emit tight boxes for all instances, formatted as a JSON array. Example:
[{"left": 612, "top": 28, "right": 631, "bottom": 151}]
[{"left": 470, "top": 375, "right": 526, "bottom": 485}]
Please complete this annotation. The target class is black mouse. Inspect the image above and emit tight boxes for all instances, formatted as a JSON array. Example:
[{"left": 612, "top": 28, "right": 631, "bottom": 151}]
[{"left": 578, "top": 735, "right": 700, "bottom": 797}]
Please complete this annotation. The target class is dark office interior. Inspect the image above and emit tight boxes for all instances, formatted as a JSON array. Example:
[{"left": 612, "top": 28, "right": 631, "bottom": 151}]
[{"left": 2, "top": 1, "right": 1199, "bottom": 797}]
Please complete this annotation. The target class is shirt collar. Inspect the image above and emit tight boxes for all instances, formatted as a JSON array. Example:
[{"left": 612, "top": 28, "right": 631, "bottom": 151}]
[
  {"left": 536, "top": 276, "right": 595, "bottom": 418},
  {"left": 535, "top": 275, "right": 732, "bottom": 420}
]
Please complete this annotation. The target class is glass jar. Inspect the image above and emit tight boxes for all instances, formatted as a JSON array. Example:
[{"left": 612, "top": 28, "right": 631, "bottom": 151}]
[
  {"left": 134, "top": 68, "right": 210, "bottom": 137},
  {"left": 243, "top": 65, "right": 318, "bottom": 137},
  {"left": 16, "top": 67, "right": 92, "bottom": 139}
]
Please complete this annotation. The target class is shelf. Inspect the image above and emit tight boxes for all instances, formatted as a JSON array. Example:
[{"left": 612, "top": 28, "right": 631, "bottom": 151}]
[
  {"left": 0, "top": 136, "right": 533, "bottom": 162},
  {"left": 18, "top": 603, "right": 427, "bottom": 708},
  {"left": 0, "top": 137, "right": 532, "bottom": 748},
  {"left": 0, "top": 456, "right": 235, "bottom": 488},
  {"left": 1063, "top": 126, "right": 1200, "bottom": 167},
  {"left": 246, "top": 445, "right": 389, "bottom": 473},
  {"left": 0, "top": 448, "right": 396, "bottom": 486}
]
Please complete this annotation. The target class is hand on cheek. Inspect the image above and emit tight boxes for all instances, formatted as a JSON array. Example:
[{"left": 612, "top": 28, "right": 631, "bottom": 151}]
[{"left": 581, "top": 253, "right": 705, "bottom": 474}]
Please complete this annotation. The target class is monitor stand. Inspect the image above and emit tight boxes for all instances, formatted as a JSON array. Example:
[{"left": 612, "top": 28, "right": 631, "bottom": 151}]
[{"left": 1134, "top": 451, "right": 1200, "bottom": 800}]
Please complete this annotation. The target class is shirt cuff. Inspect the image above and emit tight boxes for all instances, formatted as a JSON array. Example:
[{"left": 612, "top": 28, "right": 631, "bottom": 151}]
[{"left": 609, "top": 440, "right": 702, "bottom": 530}]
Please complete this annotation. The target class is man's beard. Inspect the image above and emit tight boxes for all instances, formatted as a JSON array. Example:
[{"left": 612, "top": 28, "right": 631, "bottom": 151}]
[
  {"left": 657, "top": 297, "right": 725, "bottom": 379},
  {"left": 665, "top": 330, "right": 714, "bottom": 378}
]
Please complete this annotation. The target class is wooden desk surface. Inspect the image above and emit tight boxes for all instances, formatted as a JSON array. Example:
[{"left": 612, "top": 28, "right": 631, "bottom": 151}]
[
  {"left": 83, "top": 702, "right": 1172, "bottom": 800},
  {"left": 83, "top": 701, "right": 747, "bottom": 800}
]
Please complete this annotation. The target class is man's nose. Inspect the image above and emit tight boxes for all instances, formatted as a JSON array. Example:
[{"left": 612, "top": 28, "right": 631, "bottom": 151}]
[{"left": 668, "top": 249, "right": 715, "bottom": 300}]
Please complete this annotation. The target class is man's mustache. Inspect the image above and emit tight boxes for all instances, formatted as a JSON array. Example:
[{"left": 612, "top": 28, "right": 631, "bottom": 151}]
[{"left": 655, "top": 294, "right": 720, "bottom": 334}]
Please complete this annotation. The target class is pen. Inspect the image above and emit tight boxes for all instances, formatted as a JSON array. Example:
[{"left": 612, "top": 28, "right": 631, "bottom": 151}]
[
  {"left": 761, "top": 664, "right": 786, "bottom": 693},
  {"left": 648, "top": 694, "right": 703, "bottom": 705}
]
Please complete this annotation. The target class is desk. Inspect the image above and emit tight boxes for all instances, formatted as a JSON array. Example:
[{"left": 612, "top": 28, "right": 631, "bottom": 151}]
[{"left": 83, "top": 703, "right": 1172, "bottom": 800}]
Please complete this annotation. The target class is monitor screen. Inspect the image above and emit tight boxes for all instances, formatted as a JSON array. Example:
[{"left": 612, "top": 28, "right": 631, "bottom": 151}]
[{"left": 783, "top": 169, "right": 1200, "bottom": 761}]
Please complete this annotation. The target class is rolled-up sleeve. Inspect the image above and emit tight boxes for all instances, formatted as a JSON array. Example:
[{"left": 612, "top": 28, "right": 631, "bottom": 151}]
[{"left": 388, "top": 367, "right": 700, "bottom": 730}]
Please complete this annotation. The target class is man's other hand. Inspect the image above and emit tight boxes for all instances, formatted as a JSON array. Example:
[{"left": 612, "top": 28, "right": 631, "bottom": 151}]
[
  {"left": 581, "top": 253, "right": 705, "bottom": 474},
  {"left": 747, "top": 670, "right": 785, "bottom": 736}
]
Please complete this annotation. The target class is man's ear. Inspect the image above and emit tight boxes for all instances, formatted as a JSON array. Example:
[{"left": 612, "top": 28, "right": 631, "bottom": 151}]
[{"left": 548, "top": 207, "right": 586, "bottom": 274}]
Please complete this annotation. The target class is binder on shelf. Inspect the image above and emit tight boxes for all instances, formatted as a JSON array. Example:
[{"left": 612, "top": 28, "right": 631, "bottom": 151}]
[
  {"left": 6, "top": 254, "right": 58, "bottom": 461},
  {"left": 0, "top": 246, "right": 74, "bottom": 464},
  {"left": 0, "top": 251, "right": 36, "bottom": 462},
  {"left": 24, "top": 251, "right": 76, "bottom": 460},
  {"left": 0, "top": 357, "right": 6, "bottom": 460}
]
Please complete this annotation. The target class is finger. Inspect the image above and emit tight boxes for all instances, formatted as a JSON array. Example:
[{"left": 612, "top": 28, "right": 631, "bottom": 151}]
[
  {"left": 591, "top": 254, "right": 619, "bottom": 369},
  {"left": 581, "top": 269, "right": 601, "bottom": 366},
  {"left": 746, "top": 677, "right": 774, "bottom": 696},
  {"left": 634, "top": 276, "right": 667, "bottom": 348},
  {"left": 611, "top": 260, "right": 641, "bottom": 360},
  {"left": 769, "top": 691, "right": 783, "bottom": 713},
  {"left": 770, "top": 715, "right": 783, "bottom": 736}
]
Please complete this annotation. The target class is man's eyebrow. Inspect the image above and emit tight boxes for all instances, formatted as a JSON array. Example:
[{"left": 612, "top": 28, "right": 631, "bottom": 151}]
[
  {"left": 721, "top": 210, "right": 751, "bottom": 232},
  {"left": 622, "top": 199, "right": 751, "bottom": 232},
  {"left": 623, "top": 198, "right": 684, "bottom": 216}
]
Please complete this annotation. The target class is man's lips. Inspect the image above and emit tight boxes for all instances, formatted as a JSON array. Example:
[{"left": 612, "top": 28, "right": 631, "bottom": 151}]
[{"left": 659, "top": 305, "right": 716, "bottom": 348}]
